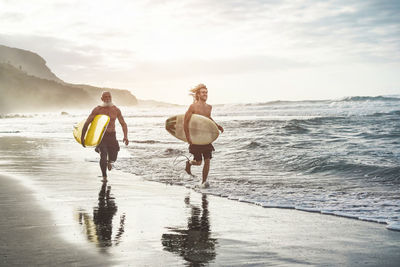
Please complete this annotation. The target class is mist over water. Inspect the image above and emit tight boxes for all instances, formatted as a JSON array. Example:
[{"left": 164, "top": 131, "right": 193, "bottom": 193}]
[{"left": 1, "top": 96, "right": 400, "bottom": 230}]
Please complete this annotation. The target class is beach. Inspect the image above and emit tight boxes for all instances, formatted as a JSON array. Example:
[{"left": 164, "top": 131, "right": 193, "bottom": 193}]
[
  {"left": 1, "top": 135, "right": 400, "bottom": 266},
  {"left": 2, "top": 0, "right": 400, "bottom": 264}
]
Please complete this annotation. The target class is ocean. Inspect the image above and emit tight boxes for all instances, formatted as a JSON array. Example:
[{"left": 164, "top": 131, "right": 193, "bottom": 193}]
[{"left": 1, "top": 95, "right": 399, "bottom": 231}]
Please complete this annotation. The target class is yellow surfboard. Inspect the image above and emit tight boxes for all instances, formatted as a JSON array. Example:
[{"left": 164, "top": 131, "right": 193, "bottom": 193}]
[
  {"left": 165, "top": 114, "right": 219, "bottom": 145},
  {"left": 73, "top": 114, "right": 110, "bottom": 147}
]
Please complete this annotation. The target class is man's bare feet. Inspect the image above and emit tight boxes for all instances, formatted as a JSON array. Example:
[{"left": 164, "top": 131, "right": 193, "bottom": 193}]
[{"left": 200, "top": 181, "right": 210, "bottom": 188}]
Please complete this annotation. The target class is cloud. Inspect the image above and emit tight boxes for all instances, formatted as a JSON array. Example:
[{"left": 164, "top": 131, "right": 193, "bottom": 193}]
[
  {"left": 0, "top": 12, "right": 25, "bottom": 21},
  {"left": 2, "top": 0, "right": 398, "bottom": 64},
  {"left": 271, "top": 0, "right": 400, "bottom": 62},
  {"left": 0, "top": 34, "right": 100, "bottom": 63},
  {"left": 172, "top": 0, "right": 400, "bottom": 62},
  {"left": 130, "top": 55, "right": 308, "bottom": 80},
  {"left": 0, "top": 0, "right": 399, "bottom": 103}
]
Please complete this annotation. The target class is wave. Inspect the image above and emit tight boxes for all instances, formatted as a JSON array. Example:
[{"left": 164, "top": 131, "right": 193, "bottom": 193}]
[
  {"left": 244, "top": 100, "right": 301, "bottom": 106},
  {"left": 163, "top": 148, "right": 185, "bottom": 156},
  {"left": 356, "top": 131, "right": 400, "bottom": 140},
  {"left": 336, "top": 96, "right": 400, "bottom": 102},
  {"left": 0, "top": 131, "right": 21, "bottom": 133},
  {"left": 124, "top": 114, "right": 170, "bottom": 118},
  {"left": 132, "top": 140, "right": 161, "bottom": 144},
  {"left": 232, "top": 120, "right": 275, "bottom": 128},
  {"left": 0, "top": 114, "right": 35, "bottom": 119},
  {"left": 288, "top": 156, "right": 400, "bottom": 183},
  {"left": 231, "top": 116, "right": 347, "bottom": 128},
  {"left": 242, "top": 99, "right": 329, "bottom": 107},
  {"left": 369, "top": 110, "right": 400, "bottom": 118},
  {"left": 274, "top": 110, "right": 397, "bottom": 128},
  {"left": 282, "top": 121, "right": 310, "bottom": 133},
  {"left": 242, "top": 141, "right": 266, "bottom": 149},
  {"left": 235, "top": 95, "right": 400, "bottom": 108},
  {"left": 277, "top": 116, "right": 346, "bottom": 131}
]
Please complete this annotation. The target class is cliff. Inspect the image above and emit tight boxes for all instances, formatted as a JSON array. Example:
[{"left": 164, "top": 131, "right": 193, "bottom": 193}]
[
  {"left": 0, "top": 45, "right": 62, "bottom": 83},
  {"left": 0, "top": 45, "right": 138, "bottom": 113},
  {"left": 0, "top": 63, "right": 94, "bottom": 112}
]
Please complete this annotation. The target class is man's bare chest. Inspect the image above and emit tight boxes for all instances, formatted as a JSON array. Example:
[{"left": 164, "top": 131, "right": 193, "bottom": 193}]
[
  {"left": 193, "top": 106, "right": 211, "bottom": 117},
  {"left": 97, "top": 107, "right": 118, "bottom": 120}
]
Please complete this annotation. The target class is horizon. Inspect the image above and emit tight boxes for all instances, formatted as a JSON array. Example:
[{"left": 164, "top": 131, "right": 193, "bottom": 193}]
[
  {"left": 1, "top": 0, "right": 399, "bottom": 105},
  {"left": 138, "top": 94, "right": 400, "bottom": 106}
]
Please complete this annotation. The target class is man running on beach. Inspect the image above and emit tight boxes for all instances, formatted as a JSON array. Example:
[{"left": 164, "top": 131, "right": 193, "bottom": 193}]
[
  {"left": 81, "top": 91, "right": 129, "bottom": 181},
  {"left": 184, "top": 84, "right": 224, "bottom": 187}
]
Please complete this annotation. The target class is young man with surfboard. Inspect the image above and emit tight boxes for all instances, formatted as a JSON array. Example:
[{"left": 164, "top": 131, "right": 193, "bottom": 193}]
[
  {"left": 81, "top": 91, "right": 129, "bottom": 181},
  {"left": 184, "top": 84, "right": 224, "bottom": 188}
]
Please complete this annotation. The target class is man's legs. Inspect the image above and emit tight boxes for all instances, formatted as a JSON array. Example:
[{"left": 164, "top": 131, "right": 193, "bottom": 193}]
[
  {"left": 99, "top": 145, "right": 118, "bottom": 179},
  {"left": 99, "top": 147, "right": 108, "bottom": 179},
  {"left": 186, "top": 149, "right": 212, "bottom": 185},
  {"left": 97, "top": 133, "right": 119, "bottom": 180},
  {"left": 185, "top": 149, "right": 202, "bottom": 175},
  {"left": 202, "top": 158, "right": 210, "bottom": 184},
  {"left": 108, "top": 145, "right": 119, "bottom": 171},
  {"left": 185, "top": 159, "right": 201, "bottom": 175}
]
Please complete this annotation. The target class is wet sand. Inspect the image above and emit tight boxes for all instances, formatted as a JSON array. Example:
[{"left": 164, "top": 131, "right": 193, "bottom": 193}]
[
  {"left": 1, "top": 136, "right": 400, "bottom": 266},
  {"left": 0, "top": 173, "right": 111, "bottom": 266}
]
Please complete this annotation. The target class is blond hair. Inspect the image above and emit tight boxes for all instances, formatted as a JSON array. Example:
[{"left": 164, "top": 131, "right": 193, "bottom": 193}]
[{"left": 189, "top": 83, "right": 207, "bottom": 102}]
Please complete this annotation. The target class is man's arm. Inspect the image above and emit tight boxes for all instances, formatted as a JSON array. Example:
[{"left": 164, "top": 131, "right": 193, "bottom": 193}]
[
  {"left": 81, "top": 110, "right": 97, "bottom": 147},
  {"left": 184, "top": 105, "right": 194, "bottom": 144},
  {"left": 117, "top": 110, "right": 129, "bottom": 146},
  {"left": 209, "top": 106, "right": 224, "bottom": 133},
  {"left": 209, "top": 116, "right": 224, "bottom": 133}
]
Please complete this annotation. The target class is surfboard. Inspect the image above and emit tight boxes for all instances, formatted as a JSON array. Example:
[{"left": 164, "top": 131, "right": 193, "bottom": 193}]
[
  {"left": 73, "top": 114, "right": 110, "bottom": 147},
  {"left": 165, "top": 114, "right": 219, "bottom": 145}
]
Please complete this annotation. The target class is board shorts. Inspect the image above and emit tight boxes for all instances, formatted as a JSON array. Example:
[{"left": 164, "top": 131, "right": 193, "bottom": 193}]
[
  {"left": 189, "top": 144, "right": 215, "bottom": 161},
  {"left": 95, "top": 131, "right": 120, "bottom": 162}
]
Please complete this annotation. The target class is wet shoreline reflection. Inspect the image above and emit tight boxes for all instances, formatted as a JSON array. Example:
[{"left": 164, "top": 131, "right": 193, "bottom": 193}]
[
  {"left": 77, "top": 181, "right": 125, "bottom": 249},
  {"left": 162, "top": 194, "right": 217, "bottom": 266}
]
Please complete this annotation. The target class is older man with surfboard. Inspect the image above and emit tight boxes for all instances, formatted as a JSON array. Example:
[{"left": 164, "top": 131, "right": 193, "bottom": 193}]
[
  {"left": 184, "top": 84, "right": 224, "bottom": 188},
  {"left": 81, "top": 91, "right": 129, "bottom": 181}
]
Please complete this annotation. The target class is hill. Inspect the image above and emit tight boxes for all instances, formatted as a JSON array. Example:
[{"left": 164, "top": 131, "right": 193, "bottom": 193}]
[
  {"left": 0, "top": 63, "right": 92, "bottom": 112},
  {"left": 0, "top": 45, "right": 138, "bottom": 113},
  {"left": 0, "top": 45, "right": 62, "bottom": 83}
]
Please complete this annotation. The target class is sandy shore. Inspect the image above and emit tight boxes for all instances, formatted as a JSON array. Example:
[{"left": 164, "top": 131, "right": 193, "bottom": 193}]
[
  {"left": 1, "top": 136, "right": 400, "bottom": 266},
  {"left": 0, "top": 173, "right": 111, "bottom": 266}
]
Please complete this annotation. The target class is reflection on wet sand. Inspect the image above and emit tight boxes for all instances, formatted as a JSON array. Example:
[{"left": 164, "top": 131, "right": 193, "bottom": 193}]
[
  {"left": 162, "top": 194, "right": 217, "bottom": 266},
  {"left": 77, "top": 181, "right": 125, "bottom": 249}
]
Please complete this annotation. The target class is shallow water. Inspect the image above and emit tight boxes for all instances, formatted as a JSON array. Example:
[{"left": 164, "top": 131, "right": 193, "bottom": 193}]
[{"left": 1, "top": 96, "right": 400, "bottom": 230}]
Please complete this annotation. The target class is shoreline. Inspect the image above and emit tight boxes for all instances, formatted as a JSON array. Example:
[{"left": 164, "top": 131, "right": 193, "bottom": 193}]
[
  {"left": 207, "top": 193, "right": 400, "bottom": 232},
  {"left": 0, "top": 172, "right": 112, "bottom": 267},
  {"left": 1, "top": 135, "right": 400, "bottom": 266},
  {"left": 3, "top": 169, "right": 400, "bottom": 266}
]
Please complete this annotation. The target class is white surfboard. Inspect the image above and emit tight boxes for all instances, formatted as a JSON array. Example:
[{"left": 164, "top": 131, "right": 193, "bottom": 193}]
[
  {"left": 73, "top": 114, "right": 110, "bottom": 147},
  {"left": 165, "top": 114, "right": 219, "bottom": 145}
]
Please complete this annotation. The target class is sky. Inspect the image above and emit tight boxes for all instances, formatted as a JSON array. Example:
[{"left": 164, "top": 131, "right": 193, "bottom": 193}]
[{"left": 1, "top": 0, "right": 399, "bottom": 104}]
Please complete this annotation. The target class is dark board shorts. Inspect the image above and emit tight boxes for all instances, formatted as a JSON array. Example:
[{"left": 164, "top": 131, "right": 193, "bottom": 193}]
[{"left": 189, "top": 144, "right": 215, "bottom": 161}]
